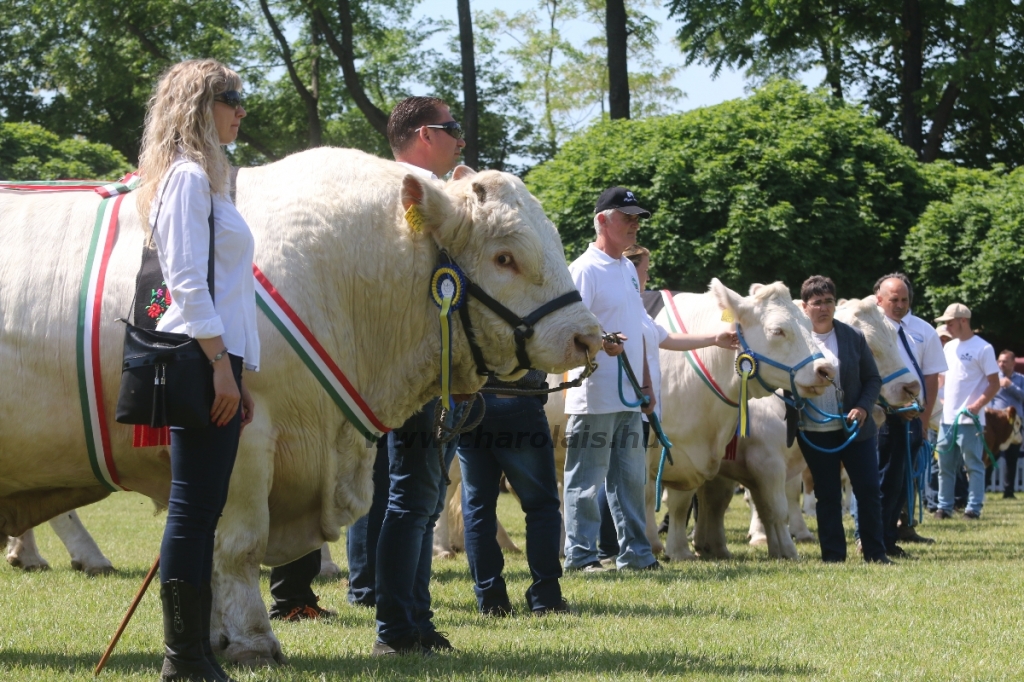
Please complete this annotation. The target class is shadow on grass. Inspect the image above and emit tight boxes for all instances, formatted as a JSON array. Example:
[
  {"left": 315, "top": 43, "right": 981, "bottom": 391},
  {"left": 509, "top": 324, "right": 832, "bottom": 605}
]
[{"left": 0, "top": 647, "right": 820, "bottom": 679}]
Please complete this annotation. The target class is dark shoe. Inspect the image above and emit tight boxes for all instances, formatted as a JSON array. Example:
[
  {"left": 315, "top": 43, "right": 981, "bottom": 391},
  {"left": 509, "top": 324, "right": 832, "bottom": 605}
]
[
  {"left": 269, "top": 603, "right": 335, "bottom": 622},
  {"left": 200, "top": 583, "right": 233, "bottom": 682},
  {"left": 963, "top": 510, "right": 981, "bottom": 520},
  {"left": 481, "top": 600, "right": 515, "bottom": 617},
  {"left": 1003, "top": 492, "right": 1016, "bottom": 499},
  {"left": 532, "top": 598, "right": 575, "bottom": 616},
  {"left": 371, "top": 634, "right": 427, "bottom": 656},
  {"left": 637, "top": 560, "right": 662, "bottom": 571},
  {"left": 567, "top": 561, "right": 610, "bottom": 573},
  {"left": 419, "top": 630, "right": 454, "bottom": 652},
  {"left": 886, "top": 545, "right": 910, "bottom": 559},
  {"left": 897, "top": 525, "right": 935, "bottom": 544},
  {"left": 866, "top": 556, "right": 894, "bottom": 565},
  {"left": 933, "top": 509, "right": 953, "bottom": 520},
  {"left": 160, "top": 580, "right": 222, "bottom": 682}
]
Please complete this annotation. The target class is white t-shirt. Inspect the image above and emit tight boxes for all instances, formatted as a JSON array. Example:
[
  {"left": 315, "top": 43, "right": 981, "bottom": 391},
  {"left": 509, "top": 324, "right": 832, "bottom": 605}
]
[
  {"left": 895, "top": 312, "right": 948, "bottom": 389},
  {"left": 642, "top": 313, "right": 670, "bottom": 421},
  {"left": 805, "top": 328, "right": 842, "bottom": 432},
  {"left": 153, "top": 158, "right": 260, "bottom": 371},
  {"left": 565, "top": 243, "right": 646, "bottom": 415},
  {"left": 941, "top": 335, "right": 998, "bottom": 425}
]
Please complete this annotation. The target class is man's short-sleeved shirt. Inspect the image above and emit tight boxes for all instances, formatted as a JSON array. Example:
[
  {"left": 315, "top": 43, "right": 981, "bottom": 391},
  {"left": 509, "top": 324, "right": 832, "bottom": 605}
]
[
  {"left": 902, "top": 312, "right": 948, "bottom": 376},
  {"left": 565, "top": 243, "right": 646, "bottom": 415},
  {"left": 942, "top": 335, "right": 999, "bottom": 425}
]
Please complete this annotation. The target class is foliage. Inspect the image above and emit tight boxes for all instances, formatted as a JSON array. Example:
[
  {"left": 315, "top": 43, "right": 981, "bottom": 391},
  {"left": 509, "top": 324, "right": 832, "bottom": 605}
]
[
  {"left": 667, "top": 0, "right": 1024, "bottom": 168},
  {"left": 2, "top": 491, "right": 1023, "bottom": 680},
  {"left": 903, "top": 165, "right": 1024, "bottom": 347},
  {"left": 0, "top": 121, "right": 133, "bottom": 180},
  {"left": 527, "top": 81, "right": 935, "bottom": 299}
]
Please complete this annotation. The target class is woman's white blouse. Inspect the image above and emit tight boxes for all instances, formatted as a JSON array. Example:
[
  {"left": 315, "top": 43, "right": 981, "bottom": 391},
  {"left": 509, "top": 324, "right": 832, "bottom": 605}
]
[{"left": 151, "top": 159, "right": 260, "bottom": 371}]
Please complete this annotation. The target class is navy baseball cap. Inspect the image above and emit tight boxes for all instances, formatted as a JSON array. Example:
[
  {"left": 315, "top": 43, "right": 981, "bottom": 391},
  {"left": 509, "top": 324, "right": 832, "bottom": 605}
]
[{"left": 594, "top": 186, "right": 651, "bottom": 218}]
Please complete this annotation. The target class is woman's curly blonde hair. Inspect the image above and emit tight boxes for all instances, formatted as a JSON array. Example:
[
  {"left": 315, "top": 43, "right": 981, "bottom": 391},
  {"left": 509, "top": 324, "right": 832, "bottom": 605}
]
[{"left": 136, "top": 59, "right": 242, "bottom": 227}]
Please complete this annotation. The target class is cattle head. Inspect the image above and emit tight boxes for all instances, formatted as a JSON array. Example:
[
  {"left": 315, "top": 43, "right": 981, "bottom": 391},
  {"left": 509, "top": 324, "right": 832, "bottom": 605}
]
[
  {"left": 711, "top": 279, "right": 834, "bottom": 397},
  {"left": 399, "top": 167, "right": 601, "bottom": 380},
  {"left": 834, "top": 296, "right": 920, "bottom": 408}
]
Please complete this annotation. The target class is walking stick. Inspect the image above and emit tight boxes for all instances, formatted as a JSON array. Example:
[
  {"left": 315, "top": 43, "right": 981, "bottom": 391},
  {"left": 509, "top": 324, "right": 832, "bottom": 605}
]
[{"left": 94, "top": 554, "right": 160, "bottom": 676}]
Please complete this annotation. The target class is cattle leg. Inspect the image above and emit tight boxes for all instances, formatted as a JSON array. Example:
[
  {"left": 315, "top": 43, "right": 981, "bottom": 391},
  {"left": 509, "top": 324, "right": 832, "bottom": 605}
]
[
  {"left": 746, "top": 480, "right": 798, "bottom": 559},
  {"left": 662, "top": 489, "right": 696, "bottom": 561},
  {"left": 693, "top": 476, "right": 734, "bottom": 559},
  {"left": 787, "top": 475, "right": 816, "bottom": 543},
  {"left": 49, "top": 510, "right": 115, "bottom": 575},
  {"left": 643, "top": 478, "right": 665, "bottom": 557},
  {"left": 745, "top": 489, "right": 768, "bottom": 547},
  {"left": 6, "top": 527, "right": 49, "bottom": 571},
  {"left": 210, "top": 428, "right": 285, "bottom": 667},
  {"left": 319, "top": 543, "right": 341, "bottom": 578},
  {"left": 433, "top": 461, "right": 459, "bottom": 559},
  {"left": 801, "top": 467, "right": 817, "bottom": 517}
]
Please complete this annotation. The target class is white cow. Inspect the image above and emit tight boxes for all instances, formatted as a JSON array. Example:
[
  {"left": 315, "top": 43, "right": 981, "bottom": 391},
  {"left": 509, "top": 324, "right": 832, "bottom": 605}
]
[
  {"left": 0, "top": 148, "right": 601, "bottom": 664},
  {"left": 648, "top": 284, "right": 835, "bottom": 561},
  {"left": 5, "top": 510, "right": 114, "bottom": 575},
  {"left": 663, "top": 294, "right": 919, "bottom": 560}
]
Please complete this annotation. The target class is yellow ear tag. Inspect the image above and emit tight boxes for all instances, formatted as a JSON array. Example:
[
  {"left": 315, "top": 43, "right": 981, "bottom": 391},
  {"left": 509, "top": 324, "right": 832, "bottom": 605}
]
[
  {"left": 405, "top": 205, "right": 425, "bottom": 233},
  {"left": 721, "top": 309, "right": 735, "bottom": 323}
]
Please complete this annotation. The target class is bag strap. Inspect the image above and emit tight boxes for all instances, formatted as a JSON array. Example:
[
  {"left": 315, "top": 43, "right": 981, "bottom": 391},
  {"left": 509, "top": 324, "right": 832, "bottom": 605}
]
[{"left": 127, "top": 164, "right": 215, "bottom": 321}]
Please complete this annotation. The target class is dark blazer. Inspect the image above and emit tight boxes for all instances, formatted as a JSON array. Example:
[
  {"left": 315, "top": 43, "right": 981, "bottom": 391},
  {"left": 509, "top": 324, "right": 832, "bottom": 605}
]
[{"left": 786, "top": 319, "right": 881, "bottom": 443}]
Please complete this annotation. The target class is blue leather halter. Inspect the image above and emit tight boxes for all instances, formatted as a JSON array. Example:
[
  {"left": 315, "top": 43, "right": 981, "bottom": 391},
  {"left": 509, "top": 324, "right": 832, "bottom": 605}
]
[{"left": 734, "top": 324, "right": 824, "bottom": 400}]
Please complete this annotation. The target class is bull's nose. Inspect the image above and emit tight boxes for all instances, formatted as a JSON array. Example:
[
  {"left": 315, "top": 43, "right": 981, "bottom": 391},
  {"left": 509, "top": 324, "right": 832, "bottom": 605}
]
[
  {"left": 574, "top": 333, "right": 602, "bottom": 358},
  {"left": 814, "top": 361, "right": 835, "bottom": 383},
  {"left": 903, "top": 381, "right": 921, "bottom": 400}
]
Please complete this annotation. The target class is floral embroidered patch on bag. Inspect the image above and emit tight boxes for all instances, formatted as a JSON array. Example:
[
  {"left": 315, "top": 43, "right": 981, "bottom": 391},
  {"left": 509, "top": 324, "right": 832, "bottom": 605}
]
[{"left": 147, "top": 282, "right": 171, "bottom": 322}]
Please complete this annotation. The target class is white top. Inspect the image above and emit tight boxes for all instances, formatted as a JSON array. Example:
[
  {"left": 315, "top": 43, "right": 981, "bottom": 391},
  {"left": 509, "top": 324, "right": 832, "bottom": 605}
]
[
  {"left": 152, "top": 159, "right": 260, "bottom": 371},
  {"left": 805, "top": 328, "right": 842, "bottom": 432},
  {"left": 941, "top": 335, "right": 998, "bottom": 425},
  {"left": 565, "top": 243, "right": 646, "bottom": 415},
  {"left": 898, "top": 312, "right": 948, "bottom": 376},
  {"left": 396, "top": 161, "right": 438, "bottom": 181},
  {"left": 642, "top": 313, "right": 670, "bottom": 421}
]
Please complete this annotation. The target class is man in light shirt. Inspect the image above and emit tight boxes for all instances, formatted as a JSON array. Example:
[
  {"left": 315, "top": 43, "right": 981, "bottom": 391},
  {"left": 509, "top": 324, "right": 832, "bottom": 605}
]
[
  {"left": 873, "top": 274, "right": 947, "bottom": 550},
  {"left": 934, "top": 303, "right": 1000, "bottom": 520},
  {"left": 990, "top": 350, "right": 1024, "bottom": 499}
]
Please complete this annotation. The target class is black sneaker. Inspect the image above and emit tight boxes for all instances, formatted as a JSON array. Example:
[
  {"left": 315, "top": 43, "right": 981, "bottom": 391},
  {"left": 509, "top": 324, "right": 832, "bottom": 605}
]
[
  {"left": 269, "top": 603, "right": 335, "bottom": 621},
  {"left": 566, "top": 561, "right": 610, "bottom": 573},
  {"left": 866, "top": 555, "right": 894, "bottom": 565},
  {"left": 963, "top": 510, "right": 981, "bottom": 520},
  {"left": 886, "top": 545, "right": 910, "bottom": 559},
  {"left": 637, "top": 560, "right": 662, "bottom": 571},
  {"left": 371, "top": 633, "right": 426, "bottom": 656},
  {"left": 1003, "top": 492, "right": 1016, "bottom": 499},
  {"left": 532, "top": 599, "right": 575, "bottom": 616},
  {"left": 933, "top": 509, "right": 954, "bottom": 520},
  {"left": 419, "top": 630, "right": 454, "bottom": 652}
]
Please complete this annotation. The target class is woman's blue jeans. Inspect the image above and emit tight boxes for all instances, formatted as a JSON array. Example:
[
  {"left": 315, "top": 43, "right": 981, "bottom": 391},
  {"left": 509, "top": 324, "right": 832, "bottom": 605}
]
[
  {"left": 457, "top": 394, "right": 563, "bottom": 612},
  {"left": 159, "top": 356, "right": 243, "bottom": 588}
]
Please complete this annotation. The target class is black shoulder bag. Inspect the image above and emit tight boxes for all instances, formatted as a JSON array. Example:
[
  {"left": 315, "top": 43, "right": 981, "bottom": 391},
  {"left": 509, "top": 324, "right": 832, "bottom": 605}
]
[{"left": 115, "top": 179, "right": 216, "bottom": 429}]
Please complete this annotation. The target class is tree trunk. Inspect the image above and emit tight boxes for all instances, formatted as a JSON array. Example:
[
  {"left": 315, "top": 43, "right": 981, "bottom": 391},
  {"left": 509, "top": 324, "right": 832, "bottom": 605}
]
[
  {"left": 308, "top": 21, "right": 322, "bottom": 148},
  {"left": 313, "top": 1, "right": 389, "bottom": 138},
  {"left": 457, "top": 0, "right": 479, "bottom": 169},
  {"left": 606, "top": 0, "right": 630, "bottom": 120},
  {"left": 900, "top": 0, "right": 924, "bottom": 157},
  {"left": 922, "top": 81, "right": 960, "bottom": 162},
  {"left": 259, "top": 0, "right": 321, "bottom": 148}
]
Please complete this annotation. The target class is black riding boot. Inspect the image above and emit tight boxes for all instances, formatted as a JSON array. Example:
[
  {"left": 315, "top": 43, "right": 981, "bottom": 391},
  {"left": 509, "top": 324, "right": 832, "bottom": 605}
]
[
  {"left": 160, "top": 580, "right": 222, "bottom": 682},
  {"left": 200, "top": 582, "right": 234, "bottom": 682}
]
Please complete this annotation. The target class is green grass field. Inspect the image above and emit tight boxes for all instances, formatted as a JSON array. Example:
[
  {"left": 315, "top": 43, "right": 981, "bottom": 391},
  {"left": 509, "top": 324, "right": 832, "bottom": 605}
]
[{"left": 2, "top": 491, "right": 1022, "bottom": 681}]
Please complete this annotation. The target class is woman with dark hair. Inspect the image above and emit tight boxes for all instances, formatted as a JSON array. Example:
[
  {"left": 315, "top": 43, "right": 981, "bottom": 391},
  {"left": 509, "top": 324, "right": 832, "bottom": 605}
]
[
  {"left": 138, "top": 58, "right": 258, "bottom": 681},
  {"left": 797, "top": 276, "right": 890, "bottom": 564}
]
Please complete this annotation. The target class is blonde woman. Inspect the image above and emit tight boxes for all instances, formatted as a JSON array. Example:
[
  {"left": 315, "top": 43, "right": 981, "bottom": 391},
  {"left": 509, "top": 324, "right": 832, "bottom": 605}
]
[{"left": 138, "top": 59, "right": 258, "bottom": 682}]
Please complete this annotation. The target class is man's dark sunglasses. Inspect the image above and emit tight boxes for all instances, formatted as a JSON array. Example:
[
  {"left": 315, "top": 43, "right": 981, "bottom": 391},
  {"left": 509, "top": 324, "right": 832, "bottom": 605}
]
[
  {"left": 214, "top": 90, "right": 244, "bottom": 109},
  {"left": 415, "top": 121, "right": 464, "bottom": 140}
]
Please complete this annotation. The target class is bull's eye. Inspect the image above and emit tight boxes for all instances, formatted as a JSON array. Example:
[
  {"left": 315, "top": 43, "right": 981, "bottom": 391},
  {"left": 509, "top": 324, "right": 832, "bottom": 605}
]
[
  {"left": 769, "top": 328, "right": 785, "bottom": 337},
  {"left": 495, "top": 253, "right": 515, "bottom": 268}
]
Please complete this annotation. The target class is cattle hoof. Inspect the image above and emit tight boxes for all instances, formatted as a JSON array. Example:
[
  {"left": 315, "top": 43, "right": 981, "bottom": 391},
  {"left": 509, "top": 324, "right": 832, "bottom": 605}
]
[
  {"left": 9, "top": 557, "right": 50, "bottom": 571},
  {"left": 792, "top": 532, "right": 816, "bottom": 543},
  {"left": 235, "top": 653, "right": 287, "bottom": 668},
  {"left": 435, "top": 550, "right": 455, "bottom": 560},
  {"left": 84, "top": 564, "right": 117, "bottom": 577},
  {"left": 318, "top": 561, "right": 342, "bottom": 579},
  {"left": 748, "top": 535, "right": 769, "bottom": 547}
]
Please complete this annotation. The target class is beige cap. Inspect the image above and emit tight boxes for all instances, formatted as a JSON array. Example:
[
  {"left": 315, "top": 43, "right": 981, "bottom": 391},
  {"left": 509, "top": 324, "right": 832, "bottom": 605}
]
[
  {"left": 934, "top": 302, "right": 971, "bottom": 323},
  {"left": 935, "top": 323, "right": 951, "bottom": 339}
]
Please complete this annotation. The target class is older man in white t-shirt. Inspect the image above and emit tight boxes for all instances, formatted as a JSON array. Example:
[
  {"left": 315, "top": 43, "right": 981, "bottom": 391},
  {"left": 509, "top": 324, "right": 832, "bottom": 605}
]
[{"left": 934, "top": 303, "right": 1000, "bottom": 520}]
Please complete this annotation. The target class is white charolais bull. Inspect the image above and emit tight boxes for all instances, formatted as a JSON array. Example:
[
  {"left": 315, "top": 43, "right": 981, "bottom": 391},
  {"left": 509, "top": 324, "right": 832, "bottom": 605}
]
[
  {"left": 5, "top": 510, "right": 115, "bottom": 576},
  {"left": 0, "top": 148, "right": 601, "bottom": 664},
  {"left": 740, "top": 295, "right": 919, "bottom": 551},
  {"left": 648, "top": 283, "right": 835, "bottom": 561}
]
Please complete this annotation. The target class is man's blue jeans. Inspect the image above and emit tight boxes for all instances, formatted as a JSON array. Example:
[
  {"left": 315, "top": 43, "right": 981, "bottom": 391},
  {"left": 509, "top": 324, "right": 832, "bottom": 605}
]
[
  {"left": 457, "top": 394, "right": 563, "bottom": 612},
  {"left": 345, "top": 437, "right": 390, "bottom": 606},
  {"left": 375, "top": 399, "right": 459, "bottom": 643},
  {"left": 937, "top": 421, "right": 986, "bottom": 515},
  {"left": 562, "top": 411, "right": 655, "bottom": 570}
]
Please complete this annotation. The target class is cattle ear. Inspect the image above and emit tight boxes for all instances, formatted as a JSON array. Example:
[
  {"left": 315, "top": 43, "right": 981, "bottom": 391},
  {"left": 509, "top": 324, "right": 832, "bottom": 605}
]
[
  {"left": 837, "top": 298, "right": 848, "bottom": 307},
  {"left": 452, "top": 165, "right": 477, "bottom": 181},
  {"left": 748, "top": 283, "right": 764, "bottom": 296},
  {"left": 401, "top": 174, "right": 453, "bottom": 236},
  {"left": 710, "top": 278, "right": 746, "bottom": 324}
]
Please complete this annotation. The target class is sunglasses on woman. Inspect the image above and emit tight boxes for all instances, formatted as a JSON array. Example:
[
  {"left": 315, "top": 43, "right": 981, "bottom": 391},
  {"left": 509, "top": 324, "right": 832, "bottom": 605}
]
[
  {"left": 414, "top": 121, "right": 464, "bottom": 140},
  {"left": 214, "top": 90, "right": 244, "bottom": 109}
]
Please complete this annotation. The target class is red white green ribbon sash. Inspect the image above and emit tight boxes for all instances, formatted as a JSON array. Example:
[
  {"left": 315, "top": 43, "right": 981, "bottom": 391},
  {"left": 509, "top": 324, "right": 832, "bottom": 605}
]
[
  {"left": 253, "top": 266, "right": 390, "bottom": 442},
  {"left": 660, "top": 289, "right": 738, "bottom": 408}
]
